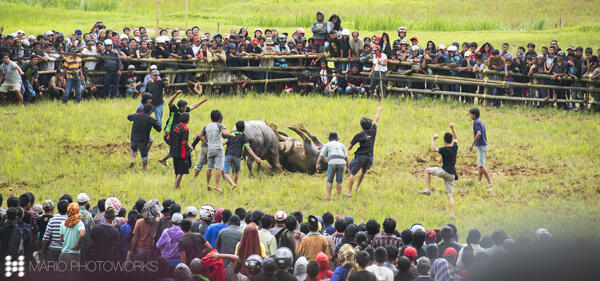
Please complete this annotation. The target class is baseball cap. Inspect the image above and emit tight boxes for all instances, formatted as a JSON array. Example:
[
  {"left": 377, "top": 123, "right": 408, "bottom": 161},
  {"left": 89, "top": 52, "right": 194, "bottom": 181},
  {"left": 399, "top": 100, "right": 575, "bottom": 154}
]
[
  {"left": 410, "top": 36, "right": 418, "bottom": 42},
  {"left": 443, "top": 247, "right": 458, "bottom": 259},
  {"left": 293, "top": 257, "right": 308, "bottom": 281},
  {"left": 438, "top": 44, "right": 446, "bottom": 50},
  {"left": 42, "top": 200, "right": 55, "bottom": 211},
  {"left": 464, "top": 51, "right": 472, "bottom": 58},
  {"left": 566, "top": 45, "right": 574, "bottom": 51},
  {"left": 308, "top": 215, "right": 319, "bottom": 229},
  {"left": 404, "top": 247, "right": 418, "bottom": 260},
  {"left": 151, "top": 70, "right": 160, "bottom": 76},
  {"left": 372, "top": 45, "right": 381, "bottom": 51},
  {"left": 104, "top": 39, "right": 112, "bottom": 46},
  {"left": 252, "top": 38, "right": 259, "bottom": 44},
  {"left": 448, "top": 45, "right": 458, "bottom": 52},
  {"left": 200, "top": 35, "right": 207, "bottom": 41},
  {"left": 150, "top": 65, "right": 158, "bottom": 70},
  {"left": 193, "top": 36, "right": 201, "bottom": 42},
  {"left": 105, "top": 197, "right": 122, "bottom": 213},
  {"left": 45, "top": 31, "right": 54, "bottom": 37},
  {"left": 77, "top": 193, "right": 90, "bottom": 203},
  {"left": 185, "top": 206, "right": 198, "bottom": 216},
  {"left": 275, "top": 210, "right": 287, "bottom": 221},
  {"left": 128, "top": 65, "right": 136, "bottom": 70},
  {"left": 172, "top": 213, "right": 184, "bottom": 224},
  {"left": 74, "top": 29, "right": 82, "bottom": 35},
  {"left": 33, "top": 204, "right": 43, "bottom": 214},
  {"left": 425, "top": 230, "right": 436, "bottom": 242},
  {"left": 296, "top": 28, "right": 305, "bottom": 34}
]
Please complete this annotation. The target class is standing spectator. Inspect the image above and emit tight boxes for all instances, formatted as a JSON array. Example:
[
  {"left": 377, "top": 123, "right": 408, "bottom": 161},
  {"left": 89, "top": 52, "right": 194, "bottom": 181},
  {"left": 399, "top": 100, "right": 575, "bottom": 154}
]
[
  {"left": 89, "top": 206, "right": 120, "bottom": 261},
  {"left": 40, "top": 200, "right": 68, "bottom": 261},
  {"left": 204, "top": 209, "right": 231, "bottom": 247},
  {"left": 350, "top": 32, "right": 364, "bottom": 59},
  {"left": 296, "top": 216, "right": 332, "bottom": 261},
  {"left": 346, "top": 106, "right": 383, "bottom": 196},
  {"left": 372, "top": 218, "right": 402, "bottom": 249},
  {"left": 486, "top": 49, "right": 505, "bottom": 106},
  {"left": 157, "top": 212, "right": 185, "bottom": 267},
  {"left": 258, "top": 215, "right": 278, "bottom": 258},
  {"left": 0, "top": 53, "right": 25, "bottom": 105},
  {"left": 367, "top": 247, "right": 394, "bottom": 281},
  {"left": 468, "top": 108, "right": 492, "bottom": 186},
  {"left": 145, "top": 69, "right": 170, "bottom": 125},
  {"left": 82, "top": 40, "right": 98, "bottom": 71},
  {"left": 130, "top": 199, "right": 161, "bottom": 261},
  {"left": 316, "top": 131, "right": 349, "bottom": 200},
  {"left": 37, "top": 200, "right": 55, "bottom": 248},
  {"left": 349, "top": 251, "right": 377, "bottom": 281},
  {"left": 62, "top": 49, "right": 83, "bottom": 104},
  {"left": 216, "top": 215, "right": 242, "bottom": 255},
  {"left": 437, "top": 226, "right": 463, "bottom": 257},
  {"left": 369, "top": 46, "right": 387, "bottom": 100},
  {"left": 236, "top": 224, "right": 265, "bottom": 275},
  {"left": 0, "top": 208, "right": 21, "bottom": 258},
  {"left": 360, "top": 44, "right": 373, "bottom": 72},
  {"left": 332, "top": 244, "right": 357, "bottom": 281},
  {"left": 178, "top": 218, "right": 212, "bottom": 265},
  {"left": 99, "top": 39, "right": 122, "bottom": 98},
  {"left": 311, "top": 12, "right": 328, "bottom": 52},
  {"left": 456, "top": 229, "right": 484, "bottom": 268},
  {"left": 58, "top": 203, "right": 86, "bottom": 267}
]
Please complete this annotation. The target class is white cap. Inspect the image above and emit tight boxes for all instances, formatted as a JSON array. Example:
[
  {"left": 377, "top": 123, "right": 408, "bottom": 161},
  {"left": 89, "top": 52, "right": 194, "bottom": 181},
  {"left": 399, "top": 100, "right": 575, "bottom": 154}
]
[
  {"left": 438, "top": 44, "right": 446, "bottom": 50},
  {"left": 172, "top": 213, "right": 184, "bottom": 224},
  {"left": 341, "top": 29, "right": 350, "bottom": 36},
  {"left": 185, "top": 206, "right": 198, "bottom": 216},
  {"left": 119, "top": 34, "right": 129, "bottom": 40},
  {"left": 77, "top": 193, "right": 90, "bottom": 203},
  {"left": 128, "top": 65, "right": 136, "bottom": 70},
  {"left": 104, "top": 197, "right": 121, "bottom": 213},
  {"left": 448, "top": 45, "right": 458, "bottom": 52},
  {"left": 45, "top": 31, "right": 54, "bottom": 36},
  {"left": 104, "top": 39, "right": 113, "bottom": 46},
  {"left": 464, "top": 51, "right": 472, "bottom": 58},
  {"left": 16, "top": 30, "right": 25, "bottom": 34},
  {"left": 27, "top": 35, "right": 36, "bottom": 40},
  {"left": 150, "top": 64, "right": 158, "bottom": 70}
]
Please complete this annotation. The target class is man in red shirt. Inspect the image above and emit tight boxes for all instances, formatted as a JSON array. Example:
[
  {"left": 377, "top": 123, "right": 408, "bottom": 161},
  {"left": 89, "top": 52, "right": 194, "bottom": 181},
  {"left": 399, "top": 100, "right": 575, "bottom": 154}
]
[{"left": 170, "top": 112, "right": 192, "bottom": 189}]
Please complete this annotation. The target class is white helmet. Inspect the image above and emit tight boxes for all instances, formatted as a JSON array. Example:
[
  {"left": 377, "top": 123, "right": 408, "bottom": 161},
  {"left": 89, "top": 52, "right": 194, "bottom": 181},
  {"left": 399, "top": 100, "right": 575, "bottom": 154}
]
[
  {"left": 341, "top": 29, "right": 350, "bottom": 36},
  {"left": 447, "top": 45, "right": 458, "bottom": 52},
  {"left": 104, "top": 39, "right": 113, "bottom": 46},
  {"left": 105, "top": 197, "right": 122, "bottom": 213},
  {"left": 199, "top": 205, "right": 216, "bottom": 221}
]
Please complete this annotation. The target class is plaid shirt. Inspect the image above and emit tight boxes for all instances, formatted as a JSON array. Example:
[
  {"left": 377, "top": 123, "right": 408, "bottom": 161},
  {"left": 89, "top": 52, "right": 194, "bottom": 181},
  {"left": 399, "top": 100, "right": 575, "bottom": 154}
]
[
  {"left": 330, "top": 232, "right": 344, "bottom": 248},
  {"left": 372, "top": 233, "right": 402, "bottom": 249}
]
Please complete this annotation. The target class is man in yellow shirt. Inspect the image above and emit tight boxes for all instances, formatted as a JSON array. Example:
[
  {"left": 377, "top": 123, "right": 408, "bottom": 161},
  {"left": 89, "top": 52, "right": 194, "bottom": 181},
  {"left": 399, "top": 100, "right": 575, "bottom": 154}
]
[
  {"left": 296, "top": 215, "right": 332, "bottom": 261},
  {"left": 63, "top": 47, "right": 83, "bottom": 104}
]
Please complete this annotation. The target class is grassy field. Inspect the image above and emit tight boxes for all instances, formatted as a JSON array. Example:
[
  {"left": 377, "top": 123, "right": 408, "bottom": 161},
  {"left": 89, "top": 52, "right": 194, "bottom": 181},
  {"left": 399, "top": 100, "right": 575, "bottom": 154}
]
[
  {"left": 1, "top": 95, "right": 599, "bottom": 240},
  {"left": 2, "top": 0, "right": 600, "bottom": 49}
]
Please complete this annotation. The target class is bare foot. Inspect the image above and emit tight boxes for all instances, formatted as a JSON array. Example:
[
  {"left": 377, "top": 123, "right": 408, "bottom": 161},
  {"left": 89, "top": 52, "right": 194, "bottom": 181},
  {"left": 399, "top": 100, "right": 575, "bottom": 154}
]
[
  {"left": 214, "top": 186, "right": 224, "bottom": 194},
  {"left": 158, "top": 159, "right": 168, "bottom": 167},
  {"left": 230, "top": 184, "right": 237, "bottom": 190},
  {"left": 343, "top": 193, "right": 352, "bottom": 197},
  {"left": 129, "top": 162, "right": 135, "bottom": 168},
  {"left": 355, "top": 187, "right": 360, "bottom": 192},
  {"left": 207, "top": 186, "right": 212, "bottom": 191},
  {"left": 487, "top": 182, "right": 493, "bottom": 187}
]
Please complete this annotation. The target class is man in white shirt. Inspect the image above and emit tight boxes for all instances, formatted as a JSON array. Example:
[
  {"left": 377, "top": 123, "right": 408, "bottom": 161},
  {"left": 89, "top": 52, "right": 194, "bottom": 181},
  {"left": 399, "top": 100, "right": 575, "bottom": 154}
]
[
  {"left": 81, "top": 40, "right": 98, "bottom": 71},
  {"left": 316, "top": 131, "right": 349, "bottom": 200},
  {"left": 367, "top": 247, "right": 394, "bottom": 281},
  {"left": 369, "top": 45, "right": 388, "bottom": 100}
]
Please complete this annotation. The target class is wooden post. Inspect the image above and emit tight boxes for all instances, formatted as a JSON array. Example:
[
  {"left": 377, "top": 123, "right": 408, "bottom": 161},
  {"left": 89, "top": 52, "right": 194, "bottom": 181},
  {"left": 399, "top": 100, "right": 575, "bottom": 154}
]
[{"left": 156, "top": 0, "right": 159, "bottom": 31}]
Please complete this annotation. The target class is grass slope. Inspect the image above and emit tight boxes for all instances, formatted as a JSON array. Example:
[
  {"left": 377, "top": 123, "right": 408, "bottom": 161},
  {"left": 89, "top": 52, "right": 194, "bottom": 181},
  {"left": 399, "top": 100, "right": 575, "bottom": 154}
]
[{"left": 1, "top": 95, "right": 599, "bottom": 240}]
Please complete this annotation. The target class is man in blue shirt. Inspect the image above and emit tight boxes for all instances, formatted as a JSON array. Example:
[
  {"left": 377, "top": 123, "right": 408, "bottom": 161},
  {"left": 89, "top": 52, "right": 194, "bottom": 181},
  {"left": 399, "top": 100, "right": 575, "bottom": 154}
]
[{"left": 469, "top": 108, "right": 492, "bottom": 186}]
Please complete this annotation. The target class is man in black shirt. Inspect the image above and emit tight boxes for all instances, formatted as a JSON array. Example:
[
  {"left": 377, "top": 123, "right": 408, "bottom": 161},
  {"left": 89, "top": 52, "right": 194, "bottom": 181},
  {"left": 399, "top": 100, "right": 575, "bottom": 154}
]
[
  {"left": 346, "top": 106, "right": 382, "bottom": 197},
  {"left": 127, "top": 104, "right": 162, "bottom": 169},
  {"left": 170, "top": 112, "right": 192, "bottom": 189},
  {"left": 349, "top": 251, "right": 377, "bottom": 281},
  {"left": 145, "top": 70, "right": 170, "bottom": 125},
  {"left": 89, "top": 206, "right": 120, "bottom": 262},
  {"left": 224, "top": 121, "right": 262, "bottom": 185},
  {"left": 418, "top": 123, "right": 458, "bottom": 217},
  {"left": 178, "top": 219, "right": 212, "bottom": 265}
]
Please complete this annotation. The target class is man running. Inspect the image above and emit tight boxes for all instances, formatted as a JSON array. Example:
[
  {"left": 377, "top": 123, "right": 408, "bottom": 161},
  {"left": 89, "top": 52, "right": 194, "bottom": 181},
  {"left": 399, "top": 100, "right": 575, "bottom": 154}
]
[
  {"left": 418, "top": 123, "right": 458, "bottom": 217},
  {"left": 469, "top": 108, "right": 492, "bottom": 186},
  {"left": 346, "top": 106, "right": 382, "bottom": 197}
]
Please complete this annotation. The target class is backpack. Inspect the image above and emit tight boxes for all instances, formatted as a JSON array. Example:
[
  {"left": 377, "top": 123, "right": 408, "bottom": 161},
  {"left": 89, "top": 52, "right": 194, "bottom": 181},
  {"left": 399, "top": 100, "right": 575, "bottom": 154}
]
[{"left": 201, "top": 249, "right": 226, "bottom": 281}]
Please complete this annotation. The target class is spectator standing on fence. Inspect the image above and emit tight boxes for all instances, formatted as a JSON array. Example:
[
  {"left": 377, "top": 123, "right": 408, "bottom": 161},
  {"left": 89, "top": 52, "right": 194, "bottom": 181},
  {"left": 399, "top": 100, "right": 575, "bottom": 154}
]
[
  {"left": 311, "top": 12, "right": 327, "bottom": 52},
  {"left": 0, "top": 53, "right": 25, "bottom": 105},
  {"left": 469, "top": 107, "right": 492, "bottom": 186},
  {"left": 99, "top": 39, "right": 122, "bottom": 98},
  {"left": 349, "top": 31, "right": 364, "bottom": 60},
  {"left": 487, "top": 49, "right": 505, "bottom": 106},
  {"left": 544, "top": 46, "right": 557, "bottom": 102}
]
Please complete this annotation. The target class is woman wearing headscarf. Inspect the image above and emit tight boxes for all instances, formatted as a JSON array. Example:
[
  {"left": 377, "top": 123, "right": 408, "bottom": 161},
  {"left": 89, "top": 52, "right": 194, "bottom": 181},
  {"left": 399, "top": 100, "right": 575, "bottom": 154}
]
[
  {"left": 331, "top": 244, "right": 357, "bottom": 281},
  {"left": 130, "top": 199, "right": 161, "bottom": 261},
  {"left": 58, "top": 203, "right": 86, "bottom": 266},
  {"left": 235, "top": 224, "right": 265, "bottom": 275},
  {"left": 327, "top": 14, "right": 343, "bottom": 35},
  {"left": 379, "top": 32, "right": 392, "bottom": 58}
]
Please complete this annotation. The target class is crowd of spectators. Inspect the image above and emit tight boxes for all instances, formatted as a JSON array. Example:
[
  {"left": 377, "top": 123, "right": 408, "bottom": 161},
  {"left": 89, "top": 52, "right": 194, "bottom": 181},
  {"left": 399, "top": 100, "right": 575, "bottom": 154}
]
[
  {"left": 0, "top": 191, "right": 559, "bottom": 281},
  {"left": 1, "top": 12, "right": 600, "bottom": 110}
]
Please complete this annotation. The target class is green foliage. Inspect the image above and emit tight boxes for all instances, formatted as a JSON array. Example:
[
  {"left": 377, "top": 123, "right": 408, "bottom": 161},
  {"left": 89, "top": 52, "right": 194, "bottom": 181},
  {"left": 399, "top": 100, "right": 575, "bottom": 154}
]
[
  {"left": 1, "top": 95, "right": 599, "bottom": 240},
  {"left": 5, "top": 0, "right": 118, "bottom": 11}
]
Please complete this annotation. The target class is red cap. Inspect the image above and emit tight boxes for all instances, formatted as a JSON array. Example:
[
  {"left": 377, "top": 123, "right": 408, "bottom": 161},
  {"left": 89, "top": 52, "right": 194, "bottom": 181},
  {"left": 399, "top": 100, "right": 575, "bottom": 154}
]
[
  {"left": 426, "top": 230, "right": 436, "bottom": 242},
  {"left": 443, "top": 247, "right": 458, "bottom": 259},
  {"left": 193, "top": 36, "right": 201, "bottom": 41},
  {"left": 404, "top": 247, "right": 418, "bottom": 260},
  {"left": 410, "top": 36, "right": 418, "bottom": 41},
  {"left": 376, "top": 36, "right": 382, "bottom": 41},
  {"left": 372, "top": 45, "right": 381, "bottom": 51},
  {"left": 252, "top": 38, "right": 259, "bottom": 44}
]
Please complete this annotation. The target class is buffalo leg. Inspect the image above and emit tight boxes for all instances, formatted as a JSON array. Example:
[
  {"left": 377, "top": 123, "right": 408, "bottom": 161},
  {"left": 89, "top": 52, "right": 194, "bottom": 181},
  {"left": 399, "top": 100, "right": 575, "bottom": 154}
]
[{"left": 296, "top": 123, "right": 324, "bottom": 149}]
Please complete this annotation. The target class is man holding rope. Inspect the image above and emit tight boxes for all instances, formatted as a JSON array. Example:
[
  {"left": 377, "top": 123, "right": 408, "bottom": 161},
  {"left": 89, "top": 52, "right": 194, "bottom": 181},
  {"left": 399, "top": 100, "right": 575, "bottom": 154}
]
[{"left": 369, "top": 45, "right": 387, "bottom": 101}]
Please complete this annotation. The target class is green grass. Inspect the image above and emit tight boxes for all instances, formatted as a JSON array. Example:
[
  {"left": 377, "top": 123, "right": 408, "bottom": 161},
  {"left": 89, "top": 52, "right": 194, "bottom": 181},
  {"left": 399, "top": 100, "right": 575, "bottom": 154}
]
[{"left": 1, "top": 95, "right": 599, "bottom": 241}]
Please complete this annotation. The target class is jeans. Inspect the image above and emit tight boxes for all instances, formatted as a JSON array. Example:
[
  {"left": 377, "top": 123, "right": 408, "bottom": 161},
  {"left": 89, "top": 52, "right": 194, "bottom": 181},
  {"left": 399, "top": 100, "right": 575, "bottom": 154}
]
[
  {"left": 104, "top": 71, "right": 120, "bottom": 98},
  {"left": 346, "top": 86, "right": 366, "bottom": 95},
  {"left": 154, "top": 103, "right": 164, "bottom": 125},
  {"left": 64, "top": 78, "right": 82, "bottom": 104},
  {"left": 477, "top": 145, "right": 488, "bottom": 167},
  {"left": 223, "top": 155, "right": 241, "bottom": 174},
  {"left": 571, "top": 82, "right": 583, "bottom": 100},
  {"left": 326, "top": 163, "right": 346, "bottom": 184}
]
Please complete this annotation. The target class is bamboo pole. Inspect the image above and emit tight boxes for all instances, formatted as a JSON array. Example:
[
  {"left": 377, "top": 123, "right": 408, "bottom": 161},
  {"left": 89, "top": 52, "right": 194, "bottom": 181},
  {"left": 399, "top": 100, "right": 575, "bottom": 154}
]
[{"left": 94, "top": 78, "right": 297, "bottom": 88}]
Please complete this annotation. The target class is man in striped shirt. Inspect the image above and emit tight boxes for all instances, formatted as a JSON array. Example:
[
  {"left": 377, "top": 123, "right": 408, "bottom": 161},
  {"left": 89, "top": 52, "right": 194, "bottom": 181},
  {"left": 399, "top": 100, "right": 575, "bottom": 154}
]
[
  {"left": 372, "top": 218, "right": 402, "bottom": 249},
  {"left": 40, "top": 200, "right": 69, "bottom": 262},
  {"left": 62, "top": 48, "right": 83, "bottom": 104}
]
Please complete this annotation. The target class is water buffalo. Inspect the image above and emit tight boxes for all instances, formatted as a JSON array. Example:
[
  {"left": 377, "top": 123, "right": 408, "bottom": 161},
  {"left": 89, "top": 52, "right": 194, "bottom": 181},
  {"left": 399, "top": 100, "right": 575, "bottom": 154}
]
[
  {"left": 274, "top": 123, "right": 326, "bottom": 174},
  {"left": 243, "top": 120, "right": 285, "bottom": 174}
]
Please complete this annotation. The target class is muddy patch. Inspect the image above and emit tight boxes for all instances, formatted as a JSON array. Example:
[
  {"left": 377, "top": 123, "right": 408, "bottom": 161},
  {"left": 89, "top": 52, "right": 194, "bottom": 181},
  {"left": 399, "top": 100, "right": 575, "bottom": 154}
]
[{"left": 61, "top": 142, "right": 130, "bottom": 155}]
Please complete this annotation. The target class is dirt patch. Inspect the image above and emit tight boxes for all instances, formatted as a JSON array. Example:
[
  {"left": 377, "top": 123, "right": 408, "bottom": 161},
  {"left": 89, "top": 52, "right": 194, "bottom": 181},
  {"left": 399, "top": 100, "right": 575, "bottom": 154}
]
[
  {"left": 61, "top": 142, "right": 130, "bottom": 155},
  {"left": 409, "top": 153, "right": 557, "bottom": 180},
  {"left": 0, "top": 180, "right": 31, "bottom": 189}
]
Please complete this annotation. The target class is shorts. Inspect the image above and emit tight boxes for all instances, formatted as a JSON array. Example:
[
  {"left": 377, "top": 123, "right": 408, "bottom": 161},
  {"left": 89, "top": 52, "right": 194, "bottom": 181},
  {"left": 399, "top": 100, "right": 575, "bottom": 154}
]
[
  {"left": 477, "top": 145, "right": 488, "bottom": 167},
  {"left": 173, "top": 157, "right": 191, "bottom": 175},
  {"left": 207, "top": 148, "right": 224, "bottom": 170},
  {"left": 427, "top": 167, "right": 455, "bottom": 194},
  {"left": 326, "top": 163, "right": 346, "bottom": 184},
  {"left": 348, "top": 155, "right": 373, "bottom": 176},
  {"left": 194, "top": 146, "right": 208, "bottom": 171},
  {"left": 130, "top": 142, "right": 149, "bottom": 160},
  {"left": 224, "top": 154, "right": 241, "bottom": 174},
  {"left": 0, "top": 82, "right": 22, "bottom": 93}
]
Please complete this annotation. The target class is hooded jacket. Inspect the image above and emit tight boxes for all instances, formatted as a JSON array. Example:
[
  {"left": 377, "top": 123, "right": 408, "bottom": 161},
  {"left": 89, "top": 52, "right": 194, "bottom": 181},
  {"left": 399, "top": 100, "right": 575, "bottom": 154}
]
[
  {"left": 316, "top": 252, "right": 333, "bottom": 279},
  {"left": 311, "top": 12, "right": 327, "bottom": 41}
]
